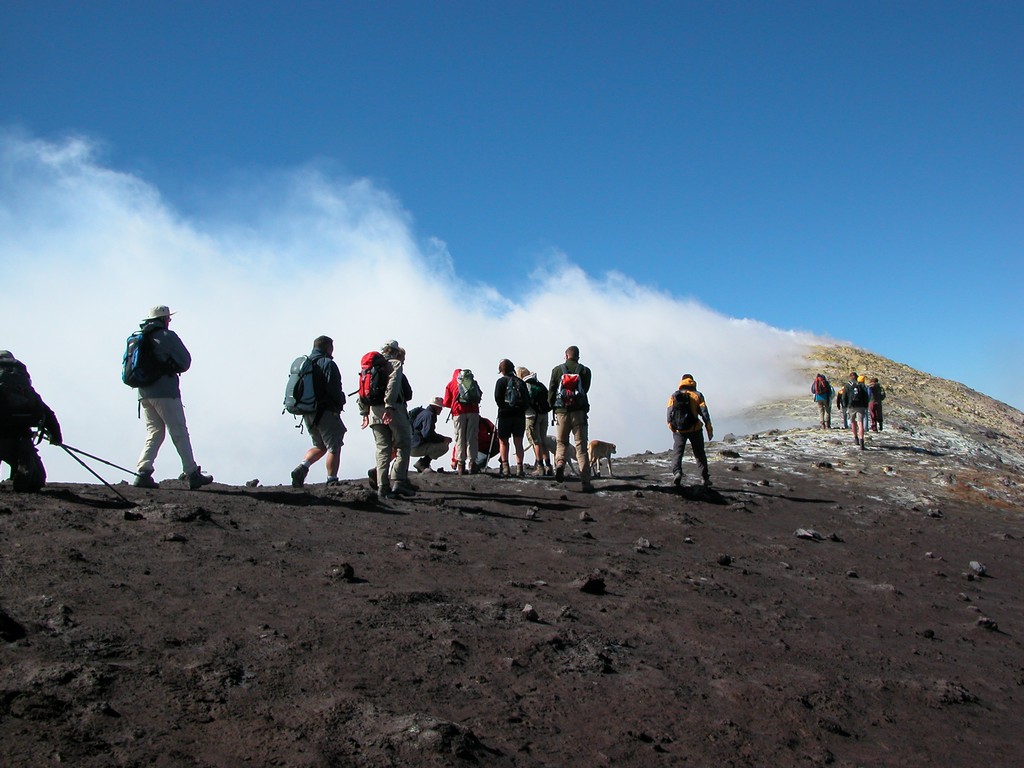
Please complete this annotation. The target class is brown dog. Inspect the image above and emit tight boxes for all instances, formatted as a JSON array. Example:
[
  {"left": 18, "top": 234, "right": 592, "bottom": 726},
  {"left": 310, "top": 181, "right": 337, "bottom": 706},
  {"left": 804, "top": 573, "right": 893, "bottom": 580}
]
[{"left": 588, "top": 440, "right": 616, "bottom": 477}]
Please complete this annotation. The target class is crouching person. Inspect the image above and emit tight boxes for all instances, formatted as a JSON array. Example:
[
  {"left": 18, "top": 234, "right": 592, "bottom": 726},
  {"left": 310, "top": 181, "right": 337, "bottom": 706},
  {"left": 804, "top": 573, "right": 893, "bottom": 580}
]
[
  {"left": 409, "top": 397, "right": 452, "bottom": 472},
  {"left": 0, "top": 350, "right": 62, "bottom": 492}
]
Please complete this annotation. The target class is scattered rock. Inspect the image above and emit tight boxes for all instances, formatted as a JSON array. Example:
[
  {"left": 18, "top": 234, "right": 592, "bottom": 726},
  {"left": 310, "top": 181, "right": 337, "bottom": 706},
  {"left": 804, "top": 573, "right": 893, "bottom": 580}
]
[
  {"left": 717, "top": 554, "right": 732, "bottom": 567},
  {"left": 0, "top": 608, "right": 27, "bottom": 642},
  {"left": 815, "top": 461, "right": 833, "bottom": 469},
  {"left": 977, "top": 617, "right": 999, "bottom": 631},
  {"left": 720, "top": 449, "right": 741, "bottom": 458},
  {"left": 757, "top": 479, "right": 771, "bottom": 486},
  {"left": 828, "top": 532, "right": 844, "bottom": 543},
  {"left": 969, "top": 561, "right": 987, "bottom": 576},
  {"left": 396, "top": 542, "right": 407, "bottom": 550},
  {"left": 526, "top": 508, "right": 539, "bottom": 520},
  {"left": 634, "top": 537, "right": 652, "bottom": 551},
  {"left": 846, "top": 570, "right": 858, "bottom": 578},
  {"left": 634, "top": 490, "right": 644, "bottom": 499},
  {"left": 328, "top": 563, "right": 355, "bottom": 581},
  {"left": 921, "top": 628, "right": 935, "bottom": 638},
  {"left": 522, "top": 604, "right": 539, "bottom": 622},
  {"left": 162, "top": 533, "right": 188, "bottom": 543},
  {"left": 245, "top": 479, "right": 259, "bottom": 487},
  {"left": 123, "top": 510, "right": 144, "bottom": 521},
  {"left": 579, "top": 511, "right": 593, "bottom": 522},
  {"left": 683, "top": 537, "right": 694, "bottom": 544},
  {"left": 428, "top": 542, "right": 448, "bottom": 552},
  {"left": 576, "top": 573, "right": 606, "bottom": 595},
  {"left": 795, "top": 529, "right": 824, "bottom": 541}
]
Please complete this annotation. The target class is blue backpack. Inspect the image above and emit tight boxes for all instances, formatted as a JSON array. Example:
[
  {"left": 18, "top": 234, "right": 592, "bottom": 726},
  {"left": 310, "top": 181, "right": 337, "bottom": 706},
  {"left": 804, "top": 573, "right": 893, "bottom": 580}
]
[{"left": 121, "top": 328, "right": 164, "bottom": 388}]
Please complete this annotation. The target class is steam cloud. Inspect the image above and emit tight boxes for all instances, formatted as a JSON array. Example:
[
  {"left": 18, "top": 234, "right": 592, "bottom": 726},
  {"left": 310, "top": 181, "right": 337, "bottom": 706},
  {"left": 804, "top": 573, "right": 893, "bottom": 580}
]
[{"left": 1, "top": 131, "right": 820, "bottom": 484}]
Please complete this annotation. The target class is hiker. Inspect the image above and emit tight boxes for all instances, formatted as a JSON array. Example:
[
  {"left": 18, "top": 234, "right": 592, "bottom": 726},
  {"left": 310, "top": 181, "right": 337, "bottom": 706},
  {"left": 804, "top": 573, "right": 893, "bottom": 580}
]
[
  {"left": 547, "top": 345, "right": 593, "bottom": 491},
  {"left": 842, "top": 372, "right": 869, "bottom": 450},
  {"left": 835, "top": 386, "right": 848, "bottom": 429},
  {"left": 442, "top": 367, "right": 482, "bottom": 475},
  {"left": 0, "top": 351, "right": 62, "bottom": 492},
  {"left": 494, "top": 359, "right": 528, "bottom": 477},
  {"left": 359, "top": 340, "right": 416, "bottom": 498},
  {"left": 811, "top": 373, "right": 833, "bottom": 429},
  {"left": 409, "top": 397, "right": 452, "bottom": 472},
  {"left": 868, "top": 377, "right": 886, "bottom": 432},
  {"left": 289, "top": 336, "right": 347, "bottom": 488},
  {"left": 130, "top": 306, "right": 213, "bottom": 489},
  {"left": 518, "top": 366, "right": 552, "bottom": 476},
  {"left": 666, "top": 373, "right": 714, "bottom": 488}
]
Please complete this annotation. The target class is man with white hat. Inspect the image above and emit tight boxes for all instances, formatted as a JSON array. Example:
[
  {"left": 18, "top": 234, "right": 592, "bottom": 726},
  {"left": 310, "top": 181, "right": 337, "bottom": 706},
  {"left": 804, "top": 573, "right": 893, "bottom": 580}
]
[{"left": 131, "top": 305, "right": 213, "bottom": 489}]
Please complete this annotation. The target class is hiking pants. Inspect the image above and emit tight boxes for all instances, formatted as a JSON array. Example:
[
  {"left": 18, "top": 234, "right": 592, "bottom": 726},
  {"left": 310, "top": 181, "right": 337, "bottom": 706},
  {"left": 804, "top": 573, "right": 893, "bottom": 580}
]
[
  {"left": 869, "top": 402, "right": 883, "bottom": 431},
  {"left": 137, "top": 397, "right": 198, "bottom": 476},
  {"left": 672, "top": 430, "right": 709, "bottom": 483},
  {"left": 452, "top": 412, "right": 479, "bottom": 468},
  {"left": 555, "top": 411, "right": 591, "bottom": 482},
  {"left": 816, "top": 399, "right": 832, "bottom": 428}
]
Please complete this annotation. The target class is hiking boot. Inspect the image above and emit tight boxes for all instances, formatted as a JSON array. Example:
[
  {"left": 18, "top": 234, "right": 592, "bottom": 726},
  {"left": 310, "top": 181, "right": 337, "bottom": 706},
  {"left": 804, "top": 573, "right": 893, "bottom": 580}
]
[
  {"left": 367, "top": 468, "right": 379, "bottom": 491},
  {"left": 703, "top": 478, "right": 713, "bottom": 489},
  {"left": 291, "top": 464, "right": 309, "bottom": 488},
  {"left": 860, "top": 440, "right": 866, "bottom": 450},
  {"left": 469, "top": 463, "right": 479, "bottom": 475},
  {"left": 581, "top": 482, "right": 595, "bottom": 493},
  {"left": 378, "top": 486, "right": 393, "bottom": 500},
  {"left": 393, "top": 481, "right": 417, "bottom": 497},
  {"left": 414, "top": 457, "right": 431, "bottom": 473},
  {"left": 672, "top": 471, "right": 682, "bottom": 487},
  {"left": 544, "top": 465, "right": 554, "bottom": 477},
  {"left": 554, "top": 464, "right": 565, "bottom": 482},
  {"left": 188, "top": 467, "right": 213, "bottom": 490},
  {"left": 133, "top": 471, "right": 159, "bottom": 489},
  {"left": 325, "top": 477, "right": 341, "bottom": 487},
  {"left": 457, "top": 464, "right": 466, "bottom": 476},
  {"left": 516, "top": 464, "right": 525, "bottom": 478},
  {"left": 498, "top": 461, "right": 509, "bottom": 478}
]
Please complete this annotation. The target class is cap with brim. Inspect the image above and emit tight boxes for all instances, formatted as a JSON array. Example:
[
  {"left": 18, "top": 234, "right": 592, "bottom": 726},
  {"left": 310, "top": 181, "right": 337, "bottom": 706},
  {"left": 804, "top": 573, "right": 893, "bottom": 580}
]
[
  {"left": 0, "top": 350, "right": 13, "bottom": 360},
  {"left": 382, "top": 339, "right": 400, "bottom": 352},
  {"left": 430, "top": 396, "right": 444, "bottom": 409},
  {"left": 146, "top": 305, "right": 174, "bottom": 320}
]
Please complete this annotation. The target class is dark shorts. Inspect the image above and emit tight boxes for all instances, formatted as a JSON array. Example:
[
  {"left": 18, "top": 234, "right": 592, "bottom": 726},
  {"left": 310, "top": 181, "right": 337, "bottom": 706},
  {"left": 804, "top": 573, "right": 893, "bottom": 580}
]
[{"left": 496, "top": 411, "right": 526, "bottom": 440}]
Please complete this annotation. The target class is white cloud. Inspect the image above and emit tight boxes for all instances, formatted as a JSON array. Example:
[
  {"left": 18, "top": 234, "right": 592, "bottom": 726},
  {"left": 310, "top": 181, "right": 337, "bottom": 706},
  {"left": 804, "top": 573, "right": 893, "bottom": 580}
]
[{"left": 1, "top": 132, "right": 820, "bottom": 486}]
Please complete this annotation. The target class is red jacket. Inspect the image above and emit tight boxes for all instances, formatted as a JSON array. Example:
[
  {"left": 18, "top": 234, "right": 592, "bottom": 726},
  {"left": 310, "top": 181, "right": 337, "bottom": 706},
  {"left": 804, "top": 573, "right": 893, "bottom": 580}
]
[{"left": 442, "top": 368, "right": 480, "bottom": 416}]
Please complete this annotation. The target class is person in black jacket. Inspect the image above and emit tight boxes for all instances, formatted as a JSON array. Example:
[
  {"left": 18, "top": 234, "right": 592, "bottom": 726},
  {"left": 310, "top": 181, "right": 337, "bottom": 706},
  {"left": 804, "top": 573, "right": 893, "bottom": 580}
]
[
  {"left": 290, "top": 335, "right": 347, "bottom": 487},
  {"left": 494, "top": 359, "right": 527, "bottom": 477},
  {"left": 0, "top": 350, "right": 62, "bottom": 492}
]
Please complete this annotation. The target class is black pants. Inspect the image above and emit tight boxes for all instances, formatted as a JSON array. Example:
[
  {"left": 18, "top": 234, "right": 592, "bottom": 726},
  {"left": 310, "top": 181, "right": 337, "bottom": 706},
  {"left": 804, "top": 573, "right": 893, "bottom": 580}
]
[
  {"left": 0, "top": 435, "right": 46, "bottom": 492},
  {"left": 671, "top": 430, "right": 709, "bottom": 482}
]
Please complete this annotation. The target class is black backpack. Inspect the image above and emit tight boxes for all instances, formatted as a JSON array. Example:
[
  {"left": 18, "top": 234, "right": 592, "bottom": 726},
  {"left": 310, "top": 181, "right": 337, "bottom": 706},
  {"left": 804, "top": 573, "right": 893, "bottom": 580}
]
[
  {"left": 0, "top": 358, "right": 42, "bottom": 431},
  {"left": 670, "top": 389, "right": 700, "bottom": 432},
  {"left": 847, "top": 382, "right": 869, "bottom": 408},
  {"left": 503, "top": 376, "right": 527, "bottom": 410}
]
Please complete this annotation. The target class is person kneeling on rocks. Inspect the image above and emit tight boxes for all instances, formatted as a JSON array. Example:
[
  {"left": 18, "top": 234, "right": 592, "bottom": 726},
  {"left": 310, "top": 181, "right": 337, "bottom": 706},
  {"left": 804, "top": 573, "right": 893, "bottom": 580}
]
[
  {"left": 0, "top": 351, "right": 62, "bottom": 492},
  {"left": 409, "top": 397, "right": 451, "bottom": 472}
]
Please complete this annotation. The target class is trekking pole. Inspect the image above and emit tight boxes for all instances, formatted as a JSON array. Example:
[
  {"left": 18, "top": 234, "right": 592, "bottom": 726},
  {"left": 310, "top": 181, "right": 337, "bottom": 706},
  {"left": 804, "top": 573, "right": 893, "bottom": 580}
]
[
  {"left": 62, "top": 444, "right": 138, "bottom": 477},
  {"left": 60, "top": 445, "right": 134, "bottom": 507}
]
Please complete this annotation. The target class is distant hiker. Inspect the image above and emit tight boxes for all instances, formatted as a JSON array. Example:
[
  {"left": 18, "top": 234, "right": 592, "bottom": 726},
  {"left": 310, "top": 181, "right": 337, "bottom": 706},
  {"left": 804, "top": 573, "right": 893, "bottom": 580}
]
[
  {"left": 868, "top": 377, "right": 886, "bottom": 432},
  {"left": 409, "top": 397, "right": 451, "bottom": 472},
  {"left": 547, "top": 345, "right": 593, "bottom": 491},
  {"left": 0, "top": 351, "right": 62, "bottom": 492},
  {"left": 836, "top": 386, "right": 848, "bottom": 429},
  {"left": 518, "top": 366, "right": 552, "bottom": 476},
  {"left": 442, "top": 367, "right": 482, "bottom": 475},
  {"left": 842, "top": 372, "right": 870, "bottom": 450},
  {"left": 128, "top": 306, "right": 213, "bottom": 489},
  {"left": 667, "top": 373, "right": 714, "bottom": 488},
  {"left": 359, "top": 340, "right": 415, "bottom": 499},
  {"left": 811, "top": 373, "right": 834, "bottom": 429},
  {"left": 494, "top": 359, "right": 528, "bottom": 477},
  {"left": 289, "top": 336, "right": 347, "bottom": 488}
]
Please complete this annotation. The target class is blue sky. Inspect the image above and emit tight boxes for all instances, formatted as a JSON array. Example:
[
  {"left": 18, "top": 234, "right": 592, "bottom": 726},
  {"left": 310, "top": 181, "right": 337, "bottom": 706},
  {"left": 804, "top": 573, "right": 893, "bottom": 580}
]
[{"left": 1, "top": 1, "right": 1021, "bottom": 482}]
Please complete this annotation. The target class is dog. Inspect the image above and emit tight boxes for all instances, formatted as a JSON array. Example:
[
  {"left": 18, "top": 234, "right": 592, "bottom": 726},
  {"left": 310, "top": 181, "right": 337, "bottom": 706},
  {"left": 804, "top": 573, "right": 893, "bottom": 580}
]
[{"left": 588, "top": 440, "right": 616, "bottom": 477}]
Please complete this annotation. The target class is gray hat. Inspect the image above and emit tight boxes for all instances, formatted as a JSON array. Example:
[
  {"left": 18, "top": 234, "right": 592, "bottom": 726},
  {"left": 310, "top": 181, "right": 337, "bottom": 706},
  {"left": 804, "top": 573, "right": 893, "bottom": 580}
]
[
  {"left": 381, "top": 339, "right": 400, "bottom": 353},
  {"left": 146, "top": 305, "right": 174, "bottom": 320}
]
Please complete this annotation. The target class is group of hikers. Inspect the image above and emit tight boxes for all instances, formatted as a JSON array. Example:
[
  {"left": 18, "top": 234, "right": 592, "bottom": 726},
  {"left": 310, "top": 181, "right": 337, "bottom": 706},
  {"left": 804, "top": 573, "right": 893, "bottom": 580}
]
[
  {"left": 811, "top": 371, "right": 887, "bottom": 449},
  {"left": 1, "top": 305, "right": 722, "bottom": 495}
]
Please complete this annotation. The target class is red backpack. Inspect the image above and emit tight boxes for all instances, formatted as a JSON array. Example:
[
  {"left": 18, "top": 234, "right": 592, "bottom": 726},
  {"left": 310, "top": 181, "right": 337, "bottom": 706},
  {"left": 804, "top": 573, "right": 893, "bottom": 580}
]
[
  {"left": 358, "top": 352, "right": 388, "bottom": 406},
  {"left": 812, "top": 375, "right": 830, "bottom": 396}
]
